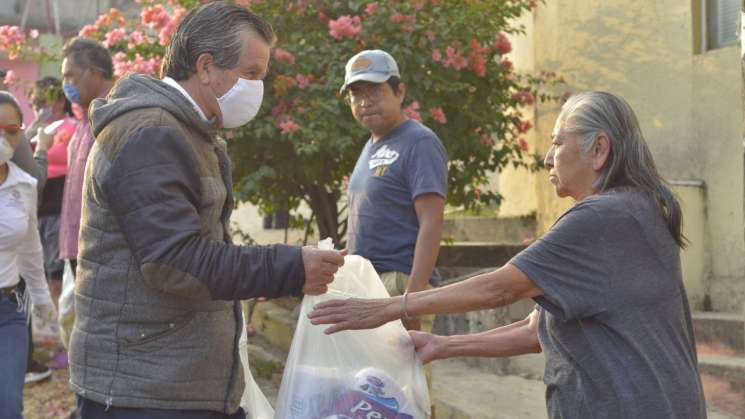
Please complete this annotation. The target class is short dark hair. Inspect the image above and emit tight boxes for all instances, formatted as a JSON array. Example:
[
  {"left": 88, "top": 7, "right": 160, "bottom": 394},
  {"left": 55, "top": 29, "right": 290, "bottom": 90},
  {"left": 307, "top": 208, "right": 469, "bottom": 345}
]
[
  {"left": 161, "top": 1, "right": 274, "bottom": 80},
  {"left": 386, "top": 76, "right": 402, "bottom": 94},
  {"left": 0, "top": 91, "right": 24, "bottom": 125},
  {"left": 32, "top": 76, "right": 72, "bottom": 116},
  {"left": 62, "top": 37, "right": 114, "bottom": 80}
]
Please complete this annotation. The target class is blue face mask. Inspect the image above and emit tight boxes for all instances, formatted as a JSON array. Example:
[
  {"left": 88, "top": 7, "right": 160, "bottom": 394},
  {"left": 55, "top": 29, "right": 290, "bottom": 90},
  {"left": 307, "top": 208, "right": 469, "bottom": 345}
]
[{"left": 62, "top": 82, "right": 81, "bottom": 104}]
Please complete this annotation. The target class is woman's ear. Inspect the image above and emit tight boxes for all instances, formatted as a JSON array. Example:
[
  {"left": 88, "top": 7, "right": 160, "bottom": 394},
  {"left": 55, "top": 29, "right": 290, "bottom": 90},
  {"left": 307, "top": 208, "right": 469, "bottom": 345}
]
[{"left": 592, "top": 132, "right": 611, "bottom": 171}]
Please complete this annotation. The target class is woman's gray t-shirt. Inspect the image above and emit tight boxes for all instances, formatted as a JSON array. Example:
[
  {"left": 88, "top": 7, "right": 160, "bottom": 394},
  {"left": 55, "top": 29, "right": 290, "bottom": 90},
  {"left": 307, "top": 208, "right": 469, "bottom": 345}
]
[{"left": 510, "top": 189, "right": 705, "bottom": 419}]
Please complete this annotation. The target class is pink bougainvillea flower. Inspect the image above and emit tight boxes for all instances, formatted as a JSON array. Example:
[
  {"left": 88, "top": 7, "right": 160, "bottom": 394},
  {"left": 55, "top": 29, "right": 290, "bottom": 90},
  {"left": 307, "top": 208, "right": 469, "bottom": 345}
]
[
  {"left": 390, "top": 12, "right": 415, "bottom": 32},
  {"left": 512, "top": 90, "right": 535, "bottom": 105},
  {"left": 517, "top": 120, "right": 533, "bottom": 133},
  {"left": 468, "top": 39, "right": 488, "bottom": 77},
  {"left": 128, "top": 30, "right": 146, "bottom": 48},
  {"left": 158, "top": 7, "right": 186, "bottom": 45},
  {"left": 0, "top": 25, "right": 26, "bottom": 50},
  {"left": 141, "top": 4, "right": 170, "bottom": 30},
  {"left": 295, "top": 74, "right": 310, "bottom": 89},
  {"left": 443, "top": 45, "right": 468, "bottom": 70},
  {"left": 431, "top": 49, "right": 442, "bottom": 62},
  {"left": 365, "top": 2, "right": 378, "bottom": 15},
  {"left": 328, "top": 15, "right": 362, "bottom": 40},
  {"left": 429, "top": 107, "right": 447, "bottom": 124},
  {"left": 404, "top": 101, "right": 422, "bottom": 122},
  {"left": 273, "top": 48, "right": 296, "bottom": 64},
  {"left": 278, "top": 118, "right": 300, "bottom": 134},
  {"left": 425, "top": 30, "right": 435, "bottom": 42},
  {"left": 95, "top": 14, "right": 112, "bottom": 28},
  {"left": 492, "top": 32, "right": 512, "bottom": 55},
  {"left": 103, "top": 28, "right": 126, "bottom": 48},
  {"left": 287, "top": 0, "right": 309, "bottom": 14},
  {"left": 112, "top": 51, "right": 132, "bottom": 77},
  {"left": 518, "top": 138, "right": 529, "bottom": 151},
  {"left": 29, "top": 29, "right": 39, "bottom": 39}
]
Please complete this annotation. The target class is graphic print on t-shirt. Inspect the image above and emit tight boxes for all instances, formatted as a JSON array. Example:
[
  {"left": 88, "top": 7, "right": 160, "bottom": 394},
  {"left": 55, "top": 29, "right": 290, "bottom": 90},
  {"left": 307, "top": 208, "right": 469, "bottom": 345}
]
[{"left": 369, "top": 145, "right": 399, "bottom": 177}]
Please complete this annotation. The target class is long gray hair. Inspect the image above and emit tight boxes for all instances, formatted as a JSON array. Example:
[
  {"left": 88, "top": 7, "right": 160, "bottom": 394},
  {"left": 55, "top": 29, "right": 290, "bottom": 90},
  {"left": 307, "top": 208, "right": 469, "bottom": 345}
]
[{"left": 558, "top": 91, "right": 686, "bottom": 248}]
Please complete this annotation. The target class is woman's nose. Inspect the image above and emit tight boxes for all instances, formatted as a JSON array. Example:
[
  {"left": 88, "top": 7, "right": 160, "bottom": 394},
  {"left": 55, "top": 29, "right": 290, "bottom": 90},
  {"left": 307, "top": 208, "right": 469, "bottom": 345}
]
[{"left": 544, "top": 148, "right": 554, "bottom": 168}]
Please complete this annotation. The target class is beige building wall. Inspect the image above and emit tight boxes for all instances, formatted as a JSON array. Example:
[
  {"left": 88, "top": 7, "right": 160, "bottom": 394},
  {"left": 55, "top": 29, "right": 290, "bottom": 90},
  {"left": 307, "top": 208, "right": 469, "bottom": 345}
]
[
  {"left": 501, "top": 0, "right": 745, "bottom": 312},
  {"left": 231, "top": 202, "right": 316, "bottom": 246},
  {"left": 496, "top": 14, "right": 539, "bottom": 218}
]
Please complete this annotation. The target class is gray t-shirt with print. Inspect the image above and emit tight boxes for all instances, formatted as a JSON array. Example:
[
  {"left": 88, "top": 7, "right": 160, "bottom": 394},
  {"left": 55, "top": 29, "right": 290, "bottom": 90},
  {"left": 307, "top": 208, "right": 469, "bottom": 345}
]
[{"left": 510, "top": 189, "right": 705, "bottom": 419}]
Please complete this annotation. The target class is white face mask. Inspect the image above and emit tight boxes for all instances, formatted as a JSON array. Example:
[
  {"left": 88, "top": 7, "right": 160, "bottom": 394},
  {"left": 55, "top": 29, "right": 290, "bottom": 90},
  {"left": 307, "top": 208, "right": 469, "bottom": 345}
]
[
  {"left": 217, "top": 78, "right": 264, "bottom": 128},
  {"left": 0, "top": 136, "right": 13, "bottom": 165}
]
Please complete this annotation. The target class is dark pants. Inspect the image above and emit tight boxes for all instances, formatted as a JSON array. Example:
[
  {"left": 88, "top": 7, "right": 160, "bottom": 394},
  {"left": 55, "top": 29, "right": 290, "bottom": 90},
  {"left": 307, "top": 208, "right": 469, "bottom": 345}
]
[{"left": 78, "top": 398, "right": 246, "bottom": 419}]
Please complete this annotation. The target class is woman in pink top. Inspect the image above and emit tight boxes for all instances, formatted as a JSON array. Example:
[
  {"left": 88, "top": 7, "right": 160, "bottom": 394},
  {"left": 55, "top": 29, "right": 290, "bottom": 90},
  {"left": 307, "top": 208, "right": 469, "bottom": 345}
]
[{"left": 28, "top": 78, "right": 75, "bottom": 310}]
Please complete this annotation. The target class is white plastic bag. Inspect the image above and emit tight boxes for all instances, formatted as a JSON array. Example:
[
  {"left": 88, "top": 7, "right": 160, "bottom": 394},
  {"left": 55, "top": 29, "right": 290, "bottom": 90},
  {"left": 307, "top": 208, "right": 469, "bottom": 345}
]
[
  {"left": 239, "top": 311, "right": 275, "bottom": 419},
  {"left": 275, "top": 245, "right": 430, "bottom": 419},
  {"left": 58, "top": 259, "right": 76, "bottom": 348}
]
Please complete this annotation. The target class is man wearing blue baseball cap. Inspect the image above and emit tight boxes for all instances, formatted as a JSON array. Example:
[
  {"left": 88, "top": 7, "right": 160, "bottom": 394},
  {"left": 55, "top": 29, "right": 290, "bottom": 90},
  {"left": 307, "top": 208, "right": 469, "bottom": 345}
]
[{"left": 342, "top": 49, "right": 448, "bottom": 334}]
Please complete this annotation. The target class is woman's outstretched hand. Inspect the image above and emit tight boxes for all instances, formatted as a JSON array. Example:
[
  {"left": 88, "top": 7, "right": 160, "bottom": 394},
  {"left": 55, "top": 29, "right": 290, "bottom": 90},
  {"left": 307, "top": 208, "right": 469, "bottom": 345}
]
[
  {"left": 409, "top": 330, "right": 447, "bottom": 364},
  {"left": 308, "top": 297, "right": 400, "bottom": 334}
]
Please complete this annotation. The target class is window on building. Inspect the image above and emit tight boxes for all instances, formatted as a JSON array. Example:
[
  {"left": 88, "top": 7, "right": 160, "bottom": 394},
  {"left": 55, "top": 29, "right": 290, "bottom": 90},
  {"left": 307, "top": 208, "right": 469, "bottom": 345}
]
[{"left": 695, "top": 0, "right": 741, "bottom": 52}]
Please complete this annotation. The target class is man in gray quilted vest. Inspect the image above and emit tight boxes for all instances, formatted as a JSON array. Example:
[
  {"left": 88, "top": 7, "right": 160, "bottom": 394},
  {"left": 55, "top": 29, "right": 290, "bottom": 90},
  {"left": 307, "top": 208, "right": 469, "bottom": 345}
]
[{"left": 68, "top": 2, "right": 345, "bottom": 418}]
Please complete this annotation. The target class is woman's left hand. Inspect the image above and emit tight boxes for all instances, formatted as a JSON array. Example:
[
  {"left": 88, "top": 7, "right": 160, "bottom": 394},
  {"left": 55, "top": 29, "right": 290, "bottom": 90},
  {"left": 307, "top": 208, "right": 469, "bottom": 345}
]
[{"left": 308, "top": 297, "right": 400, "bottom": 334}]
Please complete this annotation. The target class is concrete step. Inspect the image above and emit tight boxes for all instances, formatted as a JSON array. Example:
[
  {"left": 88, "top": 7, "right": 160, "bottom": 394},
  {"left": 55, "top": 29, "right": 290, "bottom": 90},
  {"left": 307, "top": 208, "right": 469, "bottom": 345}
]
[
  {"left": 436, "top": 243, "right": 524, "bottom": 276},
  {"left": 245, "top": 335, "right": 285, "bottom": 405},
  {"left": 251, "top": 298, "right": 297, "bottom": 353},
  {"left": 699, "top": 355, "right": 745, "bottom": 417},
  {"left": 442, "top": 215, "right": 536, "bottom": 244},
  {"left": 693, "top": 312, "right": 745, "bottom": 355},
  {"left": 431, "top": 359, "right": 546, "bottom": 419}
]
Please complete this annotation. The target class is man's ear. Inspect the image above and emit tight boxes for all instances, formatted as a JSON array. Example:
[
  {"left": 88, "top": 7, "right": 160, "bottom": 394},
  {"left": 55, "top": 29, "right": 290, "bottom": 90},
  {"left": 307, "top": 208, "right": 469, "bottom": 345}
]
[
  {"left": 396, "top": 82, "right": 406, "bottom": 105},
  {"left": 592, "top": 132, "right": 611, "bottom": 171},
  {"left": 194, "top": 53, "right": 214, "bottom": 85}
]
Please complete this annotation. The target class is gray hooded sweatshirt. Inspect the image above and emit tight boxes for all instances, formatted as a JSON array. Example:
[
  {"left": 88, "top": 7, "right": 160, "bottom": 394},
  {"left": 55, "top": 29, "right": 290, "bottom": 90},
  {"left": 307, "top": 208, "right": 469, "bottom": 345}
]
[{"left": 69, "top": 73, "right": 305, "bottom": 413}]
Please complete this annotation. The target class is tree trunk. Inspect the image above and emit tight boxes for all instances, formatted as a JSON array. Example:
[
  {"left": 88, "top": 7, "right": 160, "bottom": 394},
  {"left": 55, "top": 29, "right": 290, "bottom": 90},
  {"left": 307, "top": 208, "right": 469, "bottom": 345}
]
[{"left": 305, "top": 184, "right": 345, "bottom": 246}]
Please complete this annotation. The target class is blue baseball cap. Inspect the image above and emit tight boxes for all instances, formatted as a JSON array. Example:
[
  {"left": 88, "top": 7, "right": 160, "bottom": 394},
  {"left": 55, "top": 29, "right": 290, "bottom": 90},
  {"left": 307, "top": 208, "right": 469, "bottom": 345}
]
[{"left": 340, "top": 49, "right": 401, "bottom": 93}]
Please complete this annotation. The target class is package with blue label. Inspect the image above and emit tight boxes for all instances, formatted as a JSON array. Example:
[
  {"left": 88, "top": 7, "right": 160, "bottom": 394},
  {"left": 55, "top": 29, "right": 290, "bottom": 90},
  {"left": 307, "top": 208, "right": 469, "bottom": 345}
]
[{"left": 275, "top": 240, "right": 430, "bottom": 419}]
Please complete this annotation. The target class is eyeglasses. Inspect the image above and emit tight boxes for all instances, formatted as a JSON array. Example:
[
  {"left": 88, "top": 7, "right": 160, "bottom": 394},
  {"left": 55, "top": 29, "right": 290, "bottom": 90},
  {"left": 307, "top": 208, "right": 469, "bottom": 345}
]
[
  {"left": 0, "top": 124, "right": 24, "bottom": 136},
  {"left": 345, "top": 84, "right": 385, "bottom": 105}
]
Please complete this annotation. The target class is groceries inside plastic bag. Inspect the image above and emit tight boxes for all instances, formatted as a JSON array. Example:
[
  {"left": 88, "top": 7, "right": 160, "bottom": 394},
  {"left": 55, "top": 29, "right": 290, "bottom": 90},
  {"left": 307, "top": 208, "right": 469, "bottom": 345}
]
[{"left": 275, "top": 239, "right": 430, "bottom": 419}]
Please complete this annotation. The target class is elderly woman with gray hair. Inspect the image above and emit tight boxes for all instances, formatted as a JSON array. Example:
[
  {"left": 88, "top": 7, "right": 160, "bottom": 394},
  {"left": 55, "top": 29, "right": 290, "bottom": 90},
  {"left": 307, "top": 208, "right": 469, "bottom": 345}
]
[{"left": 309, "top": 91, "right": 706, "bottom": 418}]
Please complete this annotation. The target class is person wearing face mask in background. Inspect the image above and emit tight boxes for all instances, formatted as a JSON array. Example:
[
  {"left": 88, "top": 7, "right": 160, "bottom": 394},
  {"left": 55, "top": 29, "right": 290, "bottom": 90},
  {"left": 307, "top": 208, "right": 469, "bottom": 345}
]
[
  {"left": 27, "top": 77, "right": 76, "bottom": 312},
  {"left": 0, "top": 91, "right": 56, "bottom": 419},
  {"left": 70, "top": 3, "right": 345, "bottom": 418},
  {"left": 58, "top": 37, "right": 114, "bottom": 282},
  {"left": 28, "top": 78, "right": 78, "bottom": 377}
]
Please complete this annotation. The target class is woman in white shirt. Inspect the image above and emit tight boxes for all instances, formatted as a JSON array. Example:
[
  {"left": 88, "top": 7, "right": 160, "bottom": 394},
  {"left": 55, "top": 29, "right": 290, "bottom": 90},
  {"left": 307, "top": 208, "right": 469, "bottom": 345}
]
[{"left": 0, "top": 91, "right": 54, "bottom": 419}]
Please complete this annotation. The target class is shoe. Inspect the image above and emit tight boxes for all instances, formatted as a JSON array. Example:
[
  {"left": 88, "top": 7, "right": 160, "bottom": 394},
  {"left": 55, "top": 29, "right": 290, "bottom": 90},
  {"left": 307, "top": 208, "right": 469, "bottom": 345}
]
[
  {"left": 50, "top": 351, "right": 69, "bottom": 370},
  {"left": 25, "top": 359, "right": 52, "bottom": 384}
]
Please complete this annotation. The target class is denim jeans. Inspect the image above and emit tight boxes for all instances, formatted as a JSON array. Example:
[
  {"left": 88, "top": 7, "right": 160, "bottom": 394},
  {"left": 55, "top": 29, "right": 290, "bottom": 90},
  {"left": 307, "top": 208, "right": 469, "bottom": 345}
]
[
  {"left": 0, "top": 293, "right": 29, "bottom": 419},
  {"left": 78, "top": 397, "right": 247, "bottom": 419}
]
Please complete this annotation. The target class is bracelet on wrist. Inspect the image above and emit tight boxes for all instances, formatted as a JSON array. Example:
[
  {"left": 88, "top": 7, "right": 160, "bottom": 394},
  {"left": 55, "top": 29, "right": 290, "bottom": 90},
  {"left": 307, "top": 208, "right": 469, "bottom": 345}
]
[{"left": 401, "top": 290, "right": 413, "bottom": 321}]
